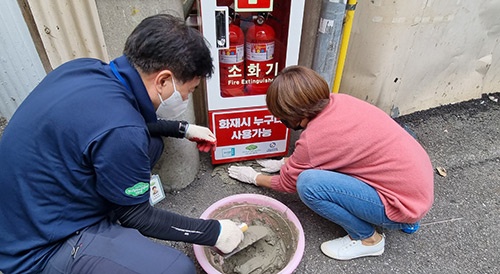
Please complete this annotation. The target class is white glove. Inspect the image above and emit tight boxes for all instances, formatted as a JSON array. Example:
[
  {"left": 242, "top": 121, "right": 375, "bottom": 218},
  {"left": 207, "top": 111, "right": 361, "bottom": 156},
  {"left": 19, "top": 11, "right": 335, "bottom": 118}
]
[
  {"left": 228, "top": 166, "right": 260, "bottom": 185},
  {"left": 256, "top": 158, "right": 285, "bottom": 173},
  {"left": 214, "top": 220, "right": 244, "bottom": 254},
  {"left": 185, "top": 124, "right": 216, "bottom": 152}
]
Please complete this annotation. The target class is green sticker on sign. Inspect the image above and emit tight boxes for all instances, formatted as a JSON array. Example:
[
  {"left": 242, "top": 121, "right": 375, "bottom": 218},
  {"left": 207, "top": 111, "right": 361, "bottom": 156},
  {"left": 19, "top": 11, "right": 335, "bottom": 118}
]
[
  {"left": 245, "top": 144, "right": 258, "bottom": 150},
  {"left": 125, "top": 182, "right": 150, "bottom": 197}
]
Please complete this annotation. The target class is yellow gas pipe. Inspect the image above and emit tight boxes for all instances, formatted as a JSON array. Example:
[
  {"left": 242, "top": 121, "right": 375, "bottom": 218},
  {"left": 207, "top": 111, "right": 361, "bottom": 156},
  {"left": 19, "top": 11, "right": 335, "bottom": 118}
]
[{"left": 332, "top": 0, "right": 357, "bottom": 93}]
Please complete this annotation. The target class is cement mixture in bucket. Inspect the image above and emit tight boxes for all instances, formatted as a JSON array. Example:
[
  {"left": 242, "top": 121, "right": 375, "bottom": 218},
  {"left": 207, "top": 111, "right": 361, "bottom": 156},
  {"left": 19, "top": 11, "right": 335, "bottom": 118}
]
[{"left": 203, "top": 202, "right": 299, "bottom": 274}]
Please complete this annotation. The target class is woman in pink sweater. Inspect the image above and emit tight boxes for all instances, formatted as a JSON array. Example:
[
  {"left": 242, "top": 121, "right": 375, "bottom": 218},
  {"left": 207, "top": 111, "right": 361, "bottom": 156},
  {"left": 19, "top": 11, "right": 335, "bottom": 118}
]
[{"left": 228, "top": 66, "right": 434, "bottom": 260}]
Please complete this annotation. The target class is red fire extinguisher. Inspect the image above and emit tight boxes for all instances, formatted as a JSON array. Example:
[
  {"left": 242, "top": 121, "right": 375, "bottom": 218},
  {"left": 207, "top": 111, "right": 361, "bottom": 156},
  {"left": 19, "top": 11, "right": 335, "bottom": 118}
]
[
  {"left": 245, "top": 13, "right": 276, "bottom": 95},
  {"left": 219, "top": 11, "right": 245, "bottom": 97}
]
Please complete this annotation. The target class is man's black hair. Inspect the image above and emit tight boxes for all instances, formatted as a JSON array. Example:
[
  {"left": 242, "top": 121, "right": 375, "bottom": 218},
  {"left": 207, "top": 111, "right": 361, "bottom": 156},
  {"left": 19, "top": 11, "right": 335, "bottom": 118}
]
[{"left": 124, "top": 14, "right": 213, "bottom": 82}]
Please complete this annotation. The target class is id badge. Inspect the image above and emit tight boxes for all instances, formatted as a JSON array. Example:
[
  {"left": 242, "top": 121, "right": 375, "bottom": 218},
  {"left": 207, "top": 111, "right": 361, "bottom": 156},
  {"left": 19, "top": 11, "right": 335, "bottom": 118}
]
[{"left": 149, "top": 174, "right": 166, "bottom": 205}]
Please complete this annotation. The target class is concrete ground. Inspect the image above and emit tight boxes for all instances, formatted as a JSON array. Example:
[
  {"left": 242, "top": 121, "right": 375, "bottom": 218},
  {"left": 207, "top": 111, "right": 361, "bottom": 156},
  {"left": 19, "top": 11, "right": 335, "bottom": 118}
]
[{"left": 157, "top": 93, "right": 500, "bottom": 274}]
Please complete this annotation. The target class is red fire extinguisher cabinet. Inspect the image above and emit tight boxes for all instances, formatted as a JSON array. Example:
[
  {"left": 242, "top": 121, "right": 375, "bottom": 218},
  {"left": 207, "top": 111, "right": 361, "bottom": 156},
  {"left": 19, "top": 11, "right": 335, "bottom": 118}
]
[{"left": 200, "top": 0, "right": 305, "bottom": 164}]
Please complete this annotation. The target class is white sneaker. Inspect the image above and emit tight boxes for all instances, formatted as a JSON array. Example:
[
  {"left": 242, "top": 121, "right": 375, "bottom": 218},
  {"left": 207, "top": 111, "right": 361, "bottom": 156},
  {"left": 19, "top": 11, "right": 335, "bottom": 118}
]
[{"left": 320, "top": 234, "right": 385, "bottom": 260}]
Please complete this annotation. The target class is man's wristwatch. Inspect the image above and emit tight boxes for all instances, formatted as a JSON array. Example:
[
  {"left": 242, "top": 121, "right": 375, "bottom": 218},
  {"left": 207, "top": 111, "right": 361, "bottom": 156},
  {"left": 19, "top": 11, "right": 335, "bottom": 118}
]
[{"left": 179, "top": 121, "right": 189, "bottom": 138}]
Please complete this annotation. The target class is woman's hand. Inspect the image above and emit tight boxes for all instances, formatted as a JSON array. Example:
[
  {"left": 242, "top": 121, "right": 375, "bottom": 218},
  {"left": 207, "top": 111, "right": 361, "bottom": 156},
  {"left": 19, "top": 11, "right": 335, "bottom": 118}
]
[
  {"left": 256, "top": 158, "right": 285, "bottom": 173},
  {"left": 228, "top": 166, "right": 260, "bottom": 185}
]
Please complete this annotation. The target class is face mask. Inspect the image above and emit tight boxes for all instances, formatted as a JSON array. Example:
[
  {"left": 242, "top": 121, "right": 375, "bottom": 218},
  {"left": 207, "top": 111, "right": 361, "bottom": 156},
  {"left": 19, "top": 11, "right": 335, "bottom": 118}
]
[
  {"left": 280, "top": 119, "right": 304, "bottom": 131},
  {"left": 156, "top": 78, "right": 189, "bottom": 119}
]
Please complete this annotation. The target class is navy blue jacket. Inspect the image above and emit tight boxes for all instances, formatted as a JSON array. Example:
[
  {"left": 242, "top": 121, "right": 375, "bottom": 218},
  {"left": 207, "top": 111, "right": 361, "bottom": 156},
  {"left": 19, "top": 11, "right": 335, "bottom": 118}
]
[{"left": 0, "top": 56, "right": 217, "bottom": 273}]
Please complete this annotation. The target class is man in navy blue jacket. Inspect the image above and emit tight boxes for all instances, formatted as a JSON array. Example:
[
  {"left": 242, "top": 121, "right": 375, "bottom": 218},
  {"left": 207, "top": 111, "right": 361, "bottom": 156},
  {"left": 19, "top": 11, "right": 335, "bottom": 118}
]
[{"left": 0, "top": 14, "right": 243, "bottom": 274}]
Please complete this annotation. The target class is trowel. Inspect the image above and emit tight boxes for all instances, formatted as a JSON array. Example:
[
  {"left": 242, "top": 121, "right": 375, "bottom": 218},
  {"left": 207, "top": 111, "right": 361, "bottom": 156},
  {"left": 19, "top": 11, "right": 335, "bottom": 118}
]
[{"left": 216, "top": 223, "right": 269, "bottom": 259}]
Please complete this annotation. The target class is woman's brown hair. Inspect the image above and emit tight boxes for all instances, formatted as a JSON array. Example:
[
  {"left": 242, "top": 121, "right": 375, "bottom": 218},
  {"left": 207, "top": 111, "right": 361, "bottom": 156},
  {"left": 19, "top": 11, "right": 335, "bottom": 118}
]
[{"left": 266, "top": 66, "right": 330, "bottom": 124}]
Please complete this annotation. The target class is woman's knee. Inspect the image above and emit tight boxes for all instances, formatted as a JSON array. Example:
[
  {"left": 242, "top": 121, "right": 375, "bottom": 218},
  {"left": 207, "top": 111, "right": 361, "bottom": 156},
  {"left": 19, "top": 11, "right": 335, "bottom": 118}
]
[{"left": 297, "top": 170, "right": 320, "bottom": 200}]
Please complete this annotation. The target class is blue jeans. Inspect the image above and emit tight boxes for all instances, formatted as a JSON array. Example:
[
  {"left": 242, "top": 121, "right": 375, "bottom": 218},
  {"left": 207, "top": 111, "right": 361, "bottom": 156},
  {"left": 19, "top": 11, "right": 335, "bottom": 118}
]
[{"left": 297, "top": 169, "right": 416, "bottom": 240}]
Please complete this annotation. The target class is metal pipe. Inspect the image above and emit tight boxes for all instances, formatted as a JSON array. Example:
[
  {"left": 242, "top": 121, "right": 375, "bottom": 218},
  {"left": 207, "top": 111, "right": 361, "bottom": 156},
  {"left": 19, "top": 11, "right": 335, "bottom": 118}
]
[
  {"left": 311, "top": 0, "right": 347, "bottom": 90},
  {"left": 332, "top": 0, "right": 357, "bottom": 93}
]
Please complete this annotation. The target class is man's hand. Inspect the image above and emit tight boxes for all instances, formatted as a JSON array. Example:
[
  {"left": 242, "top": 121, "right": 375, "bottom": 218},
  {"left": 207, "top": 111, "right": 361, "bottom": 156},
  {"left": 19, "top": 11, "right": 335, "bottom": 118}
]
[
  {"left": 185, "top": 124, "right": 216, "bottom": 152},
  {"left": 256, "top": 158, "right": 285, "bottom": 173},
  {"left": 214, "top": 220, "right": 244, "bottom": 254},
  {"left": 228, "top": 166, "right": 260, "bottom": 185}
]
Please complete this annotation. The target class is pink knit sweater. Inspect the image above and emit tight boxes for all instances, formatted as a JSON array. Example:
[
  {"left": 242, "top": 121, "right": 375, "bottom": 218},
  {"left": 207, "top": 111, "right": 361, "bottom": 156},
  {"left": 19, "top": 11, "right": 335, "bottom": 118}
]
[{"left": 271, "top": 94, "right": 434, "bottom": 223}]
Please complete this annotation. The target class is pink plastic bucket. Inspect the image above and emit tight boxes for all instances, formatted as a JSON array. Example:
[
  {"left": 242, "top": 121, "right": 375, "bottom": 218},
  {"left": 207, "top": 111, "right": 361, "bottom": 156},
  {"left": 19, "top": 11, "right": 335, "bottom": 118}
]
[{"left": 193, "top": 193, "right": 305, "bottom": 274}]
